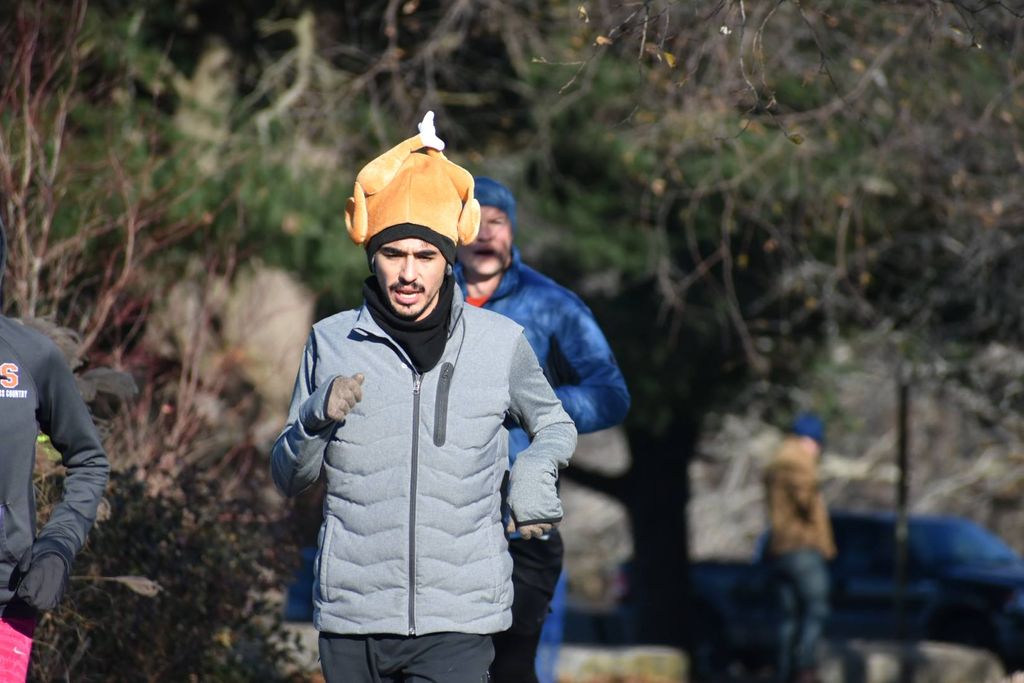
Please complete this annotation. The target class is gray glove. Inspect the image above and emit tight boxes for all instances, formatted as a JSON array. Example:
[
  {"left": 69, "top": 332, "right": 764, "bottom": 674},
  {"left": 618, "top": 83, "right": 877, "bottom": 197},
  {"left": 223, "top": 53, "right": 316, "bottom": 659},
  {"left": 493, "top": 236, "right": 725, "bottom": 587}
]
[
  {"left": 326, "top": 373, "right": 364, "bottom": 422},
  {"left": 16, "top": 546, "right": 70, "bottom": 611}
]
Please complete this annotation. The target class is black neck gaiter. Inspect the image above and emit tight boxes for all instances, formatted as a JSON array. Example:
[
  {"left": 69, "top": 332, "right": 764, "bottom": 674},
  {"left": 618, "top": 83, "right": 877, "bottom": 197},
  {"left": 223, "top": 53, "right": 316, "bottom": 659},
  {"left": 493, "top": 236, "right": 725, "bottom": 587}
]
[{"left": 363, "top": 275, "right": 454, "bottom": 374}]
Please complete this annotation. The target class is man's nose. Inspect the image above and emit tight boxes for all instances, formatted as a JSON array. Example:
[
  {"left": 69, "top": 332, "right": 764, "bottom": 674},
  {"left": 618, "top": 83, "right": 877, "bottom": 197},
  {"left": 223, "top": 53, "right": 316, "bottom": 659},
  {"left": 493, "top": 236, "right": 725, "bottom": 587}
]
[{"left": 399, "top": 255, "right": 417, "bottom": 281}]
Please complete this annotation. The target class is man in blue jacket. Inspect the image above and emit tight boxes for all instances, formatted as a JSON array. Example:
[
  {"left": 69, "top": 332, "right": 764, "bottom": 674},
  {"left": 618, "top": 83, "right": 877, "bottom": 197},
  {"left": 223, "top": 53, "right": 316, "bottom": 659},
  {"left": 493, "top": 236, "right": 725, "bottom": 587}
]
[
  {"left": 0, "top": 220, "right": 111, "bottom": 649},
  {"left": 456, "top": 177, "right": 631, "bottom": 683}
]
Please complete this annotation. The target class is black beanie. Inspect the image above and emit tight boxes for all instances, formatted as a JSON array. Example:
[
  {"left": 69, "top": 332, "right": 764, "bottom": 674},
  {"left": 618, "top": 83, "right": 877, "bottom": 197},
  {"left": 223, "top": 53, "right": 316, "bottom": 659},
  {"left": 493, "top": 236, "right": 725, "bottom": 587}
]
[{"left": 365, "top": 223, "right": 457, "bottom": 270}]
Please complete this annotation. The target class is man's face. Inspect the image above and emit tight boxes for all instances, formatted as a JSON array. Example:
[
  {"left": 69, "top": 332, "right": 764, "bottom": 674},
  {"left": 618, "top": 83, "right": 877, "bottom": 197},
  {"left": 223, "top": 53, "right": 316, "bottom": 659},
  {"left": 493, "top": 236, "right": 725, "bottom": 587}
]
[
  {"left": 456, "top": 205, "right": 513, "bottom": 280},
  {"left": 373, "top": 238, "right": 448, "bottom": 321},
  {"left": 798, "top": 436, "right": 822, "bottom": 460}
]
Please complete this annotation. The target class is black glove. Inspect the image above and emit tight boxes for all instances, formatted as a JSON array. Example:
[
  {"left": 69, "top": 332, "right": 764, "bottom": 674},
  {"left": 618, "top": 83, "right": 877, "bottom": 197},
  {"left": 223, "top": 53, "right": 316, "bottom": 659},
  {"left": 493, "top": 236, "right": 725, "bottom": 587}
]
[{"left": 16, "top": 546, "right": 70, "bottom": 611}]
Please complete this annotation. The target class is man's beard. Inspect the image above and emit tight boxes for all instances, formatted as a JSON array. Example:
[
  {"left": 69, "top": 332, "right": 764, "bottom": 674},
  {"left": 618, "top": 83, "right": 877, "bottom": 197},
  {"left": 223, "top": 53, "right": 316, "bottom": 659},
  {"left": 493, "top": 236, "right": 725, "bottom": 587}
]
[{"left": 388, "top": 285, "right": 436, "bottom": 321}]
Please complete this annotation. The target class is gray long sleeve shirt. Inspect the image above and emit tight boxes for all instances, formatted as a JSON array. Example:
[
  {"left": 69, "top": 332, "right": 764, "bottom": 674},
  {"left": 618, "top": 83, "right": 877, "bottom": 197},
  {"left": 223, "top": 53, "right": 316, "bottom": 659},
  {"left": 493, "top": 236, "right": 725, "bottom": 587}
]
[
  {"left": 0, "top": 318, "right": 111, "bottom": 613},
  {"left": 0, "top": 226, "right": 110, "bottom": 614}
]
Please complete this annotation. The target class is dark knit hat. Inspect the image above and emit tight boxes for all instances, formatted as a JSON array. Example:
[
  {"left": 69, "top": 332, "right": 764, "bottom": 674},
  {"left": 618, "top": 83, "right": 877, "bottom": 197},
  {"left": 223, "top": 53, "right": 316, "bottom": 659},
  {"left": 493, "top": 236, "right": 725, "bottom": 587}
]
[
  {"left": 473, "top": 177, "right": 517, "bottom": 231},
  {"left": 791, "top": 412, "right": 825, "bottom": 446},
  {"left": 366, "top": 222, "right": 457, "bottom": 265}
]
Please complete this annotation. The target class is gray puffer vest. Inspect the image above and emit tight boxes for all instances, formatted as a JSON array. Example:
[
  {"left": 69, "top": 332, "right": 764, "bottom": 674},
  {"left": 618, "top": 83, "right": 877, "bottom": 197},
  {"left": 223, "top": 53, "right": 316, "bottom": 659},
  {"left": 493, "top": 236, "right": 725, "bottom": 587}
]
[{"left": 271, "top": 289, "right": 576, "bottom": 636}]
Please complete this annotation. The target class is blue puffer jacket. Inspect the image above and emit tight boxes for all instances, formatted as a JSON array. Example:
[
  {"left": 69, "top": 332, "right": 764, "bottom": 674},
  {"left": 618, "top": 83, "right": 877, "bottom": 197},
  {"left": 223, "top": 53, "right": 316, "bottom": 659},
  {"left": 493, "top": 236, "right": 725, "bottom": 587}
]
[{"left": 456, "top": 248, "right": 630, "bottom": 461}]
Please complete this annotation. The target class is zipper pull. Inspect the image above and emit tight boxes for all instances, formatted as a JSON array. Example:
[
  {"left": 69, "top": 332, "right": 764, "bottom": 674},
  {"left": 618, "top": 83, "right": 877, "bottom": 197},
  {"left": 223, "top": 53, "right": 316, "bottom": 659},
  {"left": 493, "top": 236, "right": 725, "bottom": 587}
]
[{"left": 413, "top": 375, "right": 422, "bottom": 394}]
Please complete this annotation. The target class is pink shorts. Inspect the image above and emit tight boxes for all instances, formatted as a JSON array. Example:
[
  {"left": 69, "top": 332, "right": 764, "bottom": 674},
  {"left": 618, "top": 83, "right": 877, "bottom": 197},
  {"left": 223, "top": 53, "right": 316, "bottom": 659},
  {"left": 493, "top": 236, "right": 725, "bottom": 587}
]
[{"left": 0, "top": 614, "right": 35, "bottom": 683}]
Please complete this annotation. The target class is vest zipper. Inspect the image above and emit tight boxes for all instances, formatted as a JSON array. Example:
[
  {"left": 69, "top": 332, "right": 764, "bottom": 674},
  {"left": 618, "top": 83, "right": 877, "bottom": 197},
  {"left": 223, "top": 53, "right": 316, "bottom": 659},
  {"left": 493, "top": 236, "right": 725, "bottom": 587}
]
[
  {"left": 408, "top": 372, "right": 422, "bottom": 636},
  {"left": 433, "top": 363, "right": 454, "bottom": 447}
]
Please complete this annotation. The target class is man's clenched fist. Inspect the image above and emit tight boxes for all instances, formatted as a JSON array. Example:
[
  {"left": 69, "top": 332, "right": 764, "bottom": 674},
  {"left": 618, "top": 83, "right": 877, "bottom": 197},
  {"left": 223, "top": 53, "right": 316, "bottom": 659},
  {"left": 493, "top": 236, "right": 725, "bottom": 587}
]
[
  {"left": 326, "top": 373, "right": 364, "bottom": 422},
  {"left": 505, "top": 519, "right": 556, "bottom": 541}
]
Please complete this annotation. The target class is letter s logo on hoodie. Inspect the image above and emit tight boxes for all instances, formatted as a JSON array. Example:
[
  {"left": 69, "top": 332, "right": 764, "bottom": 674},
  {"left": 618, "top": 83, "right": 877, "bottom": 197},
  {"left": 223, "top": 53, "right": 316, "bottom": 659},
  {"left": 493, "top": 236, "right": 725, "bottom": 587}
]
[{"left": 0, "top": 362, "right": 19, "bottom": 388}]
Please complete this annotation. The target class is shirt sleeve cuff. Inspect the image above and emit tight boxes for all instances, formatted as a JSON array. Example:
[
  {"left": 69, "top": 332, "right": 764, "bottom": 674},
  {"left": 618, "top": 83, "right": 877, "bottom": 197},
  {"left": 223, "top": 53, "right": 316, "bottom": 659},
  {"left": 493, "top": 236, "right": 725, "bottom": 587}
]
[{"left": 298, "top": 375, "right": 339, "bottom": 433}]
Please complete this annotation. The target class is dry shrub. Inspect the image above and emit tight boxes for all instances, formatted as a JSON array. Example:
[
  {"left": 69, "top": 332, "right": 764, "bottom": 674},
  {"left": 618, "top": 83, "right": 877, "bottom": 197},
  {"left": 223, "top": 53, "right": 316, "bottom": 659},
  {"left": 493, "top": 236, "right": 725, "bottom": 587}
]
[
  {"left": 28, "top": 468, "right": 302, "bottom": 683},
  {"left": 1, "top": 3, "right": 310, "bottom": 679}
]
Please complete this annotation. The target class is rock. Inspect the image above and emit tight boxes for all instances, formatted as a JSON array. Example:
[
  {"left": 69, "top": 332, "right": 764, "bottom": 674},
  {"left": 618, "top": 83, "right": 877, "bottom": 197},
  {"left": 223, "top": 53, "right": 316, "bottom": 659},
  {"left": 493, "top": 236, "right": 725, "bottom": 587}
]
[
  {"left": 19, "top": 317, "right": 84, "bottom": 368},
  {"left": 574, "top": 426, "right": 632, "bottom": 475},
  {"left": 556, "top": 644, "right": 688, "bottom": 683},
  {"left": 561, "top": 479, "right": 633, "bottom": 608},
  {"left": 221, "top": 265, "right": 313, "bottom": 415},
  {"left": 141, "top": 261, "right": 313, "bottom": 455},
  {"left": 561, "top": 427, "right": 635, "bottom": 608},
  {"left": 280, "top": 622, "right": 321, "bottom": 676},
  {"left": 819, "top": 639, "right": 1005, "bottom": 683}
]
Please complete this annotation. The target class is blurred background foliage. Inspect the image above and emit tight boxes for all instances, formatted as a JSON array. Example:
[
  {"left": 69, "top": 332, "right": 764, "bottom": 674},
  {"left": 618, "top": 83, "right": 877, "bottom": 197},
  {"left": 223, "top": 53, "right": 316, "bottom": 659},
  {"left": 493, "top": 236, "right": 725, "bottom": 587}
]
[{"left": 1, "top": 0, "right": 1022, "bottom": 677}]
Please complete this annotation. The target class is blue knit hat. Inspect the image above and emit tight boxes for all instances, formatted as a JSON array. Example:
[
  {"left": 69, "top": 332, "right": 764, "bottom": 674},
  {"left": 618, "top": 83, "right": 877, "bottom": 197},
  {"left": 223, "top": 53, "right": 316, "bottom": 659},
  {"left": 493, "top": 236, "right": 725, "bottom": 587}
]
[
  {"left": 473, "top": 176, "right": 516, "bottom": 231},
  {"left": 791, "top": 412, "right": 825, "bottom": 446}
]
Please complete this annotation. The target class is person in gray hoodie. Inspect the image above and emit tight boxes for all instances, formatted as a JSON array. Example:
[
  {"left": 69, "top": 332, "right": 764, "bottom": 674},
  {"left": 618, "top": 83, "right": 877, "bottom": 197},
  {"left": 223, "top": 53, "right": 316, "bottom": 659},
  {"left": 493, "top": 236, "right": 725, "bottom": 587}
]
[
  {"left": 271, "top": 113, "right": 577, "bottom": 683},
  {"left": 0, "top": 217, "right": 111, "bottom": 632}
]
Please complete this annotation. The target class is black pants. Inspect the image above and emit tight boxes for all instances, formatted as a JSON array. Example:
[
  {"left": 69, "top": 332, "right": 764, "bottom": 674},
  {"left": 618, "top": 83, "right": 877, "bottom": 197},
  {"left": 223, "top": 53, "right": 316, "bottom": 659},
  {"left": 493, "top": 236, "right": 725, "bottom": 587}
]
[
  {"left": 490, "top": 530, "right": 564, "bottom": 683},
  {"left": 319, "top": 631, "right": 494, "bottom": 683}
]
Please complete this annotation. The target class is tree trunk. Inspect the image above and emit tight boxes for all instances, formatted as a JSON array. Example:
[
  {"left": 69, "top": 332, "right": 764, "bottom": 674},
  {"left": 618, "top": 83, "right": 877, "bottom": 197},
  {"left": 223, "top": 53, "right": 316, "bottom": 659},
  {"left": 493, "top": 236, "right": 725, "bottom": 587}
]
[{"left": 626, "top": 420, "right": 696, "bottom": 648}]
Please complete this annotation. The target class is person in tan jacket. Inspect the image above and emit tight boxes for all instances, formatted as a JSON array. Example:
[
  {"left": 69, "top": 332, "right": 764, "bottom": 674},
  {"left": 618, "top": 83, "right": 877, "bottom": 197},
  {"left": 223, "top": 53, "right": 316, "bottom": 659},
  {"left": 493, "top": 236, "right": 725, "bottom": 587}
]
[{"left": 764, "top": 413, "right": 835, "bottom": 683}]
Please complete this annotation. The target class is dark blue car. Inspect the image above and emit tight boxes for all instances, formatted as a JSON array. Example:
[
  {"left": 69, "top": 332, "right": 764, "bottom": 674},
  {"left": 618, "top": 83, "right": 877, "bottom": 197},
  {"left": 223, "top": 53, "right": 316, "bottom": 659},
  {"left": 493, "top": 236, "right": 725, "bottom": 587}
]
[{"left": 689, "top": 510, "right": 1024, "bottom": 672}]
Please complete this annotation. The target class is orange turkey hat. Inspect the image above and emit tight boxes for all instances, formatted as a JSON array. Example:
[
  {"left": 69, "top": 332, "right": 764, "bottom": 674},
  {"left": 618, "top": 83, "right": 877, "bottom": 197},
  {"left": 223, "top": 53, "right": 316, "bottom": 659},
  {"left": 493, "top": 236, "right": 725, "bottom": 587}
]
[{"left": 345, "top": 112, "right": 480, "bottom": 263}]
